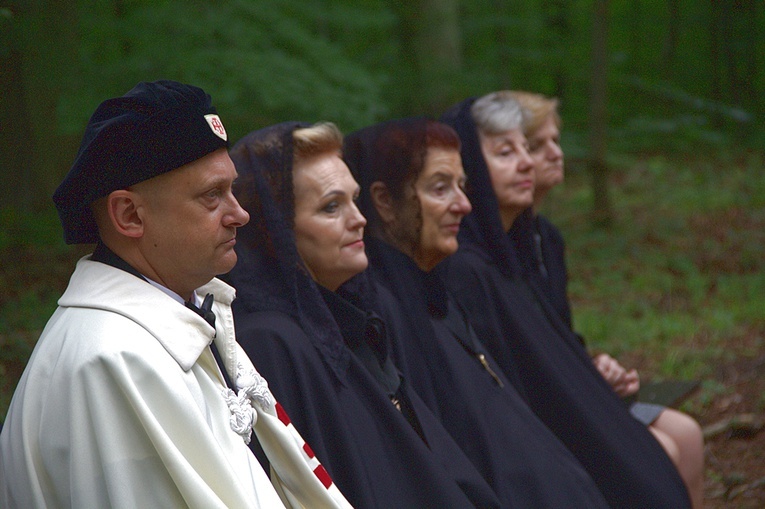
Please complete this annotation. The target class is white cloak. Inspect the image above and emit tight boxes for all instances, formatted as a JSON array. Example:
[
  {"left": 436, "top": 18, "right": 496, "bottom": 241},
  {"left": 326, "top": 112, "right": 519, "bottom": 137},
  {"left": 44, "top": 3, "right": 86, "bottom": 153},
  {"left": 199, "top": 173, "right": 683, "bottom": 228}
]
[{"left": 0, "top": 257, "right": 351, "bottom": 509}]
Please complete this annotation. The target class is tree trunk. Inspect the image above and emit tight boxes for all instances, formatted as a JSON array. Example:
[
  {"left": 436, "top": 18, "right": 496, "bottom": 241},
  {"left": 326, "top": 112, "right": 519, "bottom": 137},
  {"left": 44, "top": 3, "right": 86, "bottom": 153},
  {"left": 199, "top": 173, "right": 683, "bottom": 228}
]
[
  {"left": 541, "top": 0, "right": 569, "bottom": 101},
  {"left": 628, "top": 0, "right": 641, "bottom": 75},
  {"left": 709, "top": 0, "right": 724, "bottom": 128},
  {"left": 660, "top": 0, "right": 680, "bottom": 79},
  {"left": 11, "top": 0, "right": 80, "bottom": 211},
  {"left": 393, "top": 0, "right": 462, "bottom": 116},
  {"left": 588, "top": 0, "right": 612, "bottom": 227},
  {"left": 0, "top": 5, "right": 36, "bottom": 210},
  {"left": 743, "top": 0, "right": 757, "bottom": 110}
]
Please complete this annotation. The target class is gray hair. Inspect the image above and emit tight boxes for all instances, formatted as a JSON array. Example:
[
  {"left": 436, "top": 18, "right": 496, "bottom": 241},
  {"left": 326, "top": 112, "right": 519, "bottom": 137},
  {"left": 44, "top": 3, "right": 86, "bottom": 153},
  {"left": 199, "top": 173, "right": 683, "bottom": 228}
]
[{"left": 470, "top": 91, "right": 525, "bottom": 135}]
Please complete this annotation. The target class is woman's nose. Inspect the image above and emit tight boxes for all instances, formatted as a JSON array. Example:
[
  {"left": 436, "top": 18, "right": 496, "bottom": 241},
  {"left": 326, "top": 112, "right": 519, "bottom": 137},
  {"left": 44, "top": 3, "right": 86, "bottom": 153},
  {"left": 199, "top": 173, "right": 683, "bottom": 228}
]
[
  {"left": 517, "top": 146, "right": 534, "bottom": 172},
  {"left": 350, "top": 202, "right": 367, "bottom": 229},
  {"left": 452, "top": 188, "right": 472, "bottom": 215}
]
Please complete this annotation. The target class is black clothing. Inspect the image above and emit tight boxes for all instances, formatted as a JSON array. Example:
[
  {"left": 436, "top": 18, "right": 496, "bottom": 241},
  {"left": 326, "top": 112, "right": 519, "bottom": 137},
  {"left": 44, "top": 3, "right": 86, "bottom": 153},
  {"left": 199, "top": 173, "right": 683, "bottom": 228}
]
[
  {"left": 227, "top": 122, "right": 500, "bottom": 509},
  {"left": 365, "top": 239, "right": 610, "bottom": 509},
  {"left": 343, "top": 117, "right": 608, "bottom": 508},
  {"left": 516, "top": 210, "right": 666, "bottom": 424},
  {"left": 440, "top": 98, "right": 692, "bottom": 509},
  {"left": 513, "top": 211, "right": 574, "bottom": 332},
  {"left": 317, "top": 285, "right": 428, "bottom": 443}
]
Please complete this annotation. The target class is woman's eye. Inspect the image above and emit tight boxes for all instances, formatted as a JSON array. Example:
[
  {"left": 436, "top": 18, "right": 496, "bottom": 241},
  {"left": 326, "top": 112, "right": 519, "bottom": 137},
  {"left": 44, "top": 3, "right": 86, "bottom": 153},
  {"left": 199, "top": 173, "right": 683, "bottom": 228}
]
[{"left": 322, "top": 201, "right": 339, "bottom": 213}]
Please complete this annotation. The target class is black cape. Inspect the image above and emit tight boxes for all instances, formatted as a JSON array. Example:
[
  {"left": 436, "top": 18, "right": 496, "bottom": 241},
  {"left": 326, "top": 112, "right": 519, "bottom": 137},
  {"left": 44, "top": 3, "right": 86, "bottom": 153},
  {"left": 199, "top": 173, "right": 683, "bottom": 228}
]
[
  {"left": 440, "top": 99, "right": 692, "bottom": 509},
  {"left": 342, "top": 117, "right": 609, "bottom": 508},
  {"left": 226, "top": 122, "right": 500, "bottom": 509},
  {"left": 514, "top": 208, "right": 666, "bottom": 424},
  {"left": 366, "top": 239, "right": 611, "bottom": 509},
  {"left": 512, "top": 211, "right": 574, "bottom": 331}
]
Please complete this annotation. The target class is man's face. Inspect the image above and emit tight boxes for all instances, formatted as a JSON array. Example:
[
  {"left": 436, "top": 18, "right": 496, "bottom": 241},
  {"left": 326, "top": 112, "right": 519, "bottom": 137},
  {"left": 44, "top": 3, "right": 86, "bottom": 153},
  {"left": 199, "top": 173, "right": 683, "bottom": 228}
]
[{"left": 133, "top": 148, "right": 249, "bottom": 298}]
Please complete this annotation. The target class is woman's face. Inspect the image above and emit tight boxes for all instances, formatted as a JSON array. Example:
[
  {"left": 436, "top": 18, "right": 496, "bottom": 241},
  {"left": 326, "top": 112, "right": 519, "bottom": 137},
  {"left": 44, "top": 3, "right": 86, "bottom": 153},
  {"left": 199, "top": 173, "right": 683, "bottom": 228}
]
[
  {"left": 395, "top": 147, "right": 471, "bottom": 272},
  {"left": 478, "top": 128, "right": 534, "bottom": 229},
  {"left": 293, "top": 152, "right": 368, "bottom": 291},
  {"left": 528, "top": 114, "right": 564, "bottom": 196}
]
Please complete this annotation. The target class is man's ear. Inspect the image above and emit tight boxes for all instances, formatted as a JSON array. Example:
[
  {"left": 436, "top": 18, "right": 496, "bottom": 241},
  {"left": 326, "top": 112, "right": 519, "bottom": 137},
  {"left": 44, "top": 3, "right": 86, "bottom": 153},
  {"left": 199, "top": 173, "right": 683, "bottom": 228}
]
[
  {"left": 106, "top": 190, "right": 145, "bottom": 238},
  {"left": 369, "top": 181, "right": 396, "bottom": 225}
]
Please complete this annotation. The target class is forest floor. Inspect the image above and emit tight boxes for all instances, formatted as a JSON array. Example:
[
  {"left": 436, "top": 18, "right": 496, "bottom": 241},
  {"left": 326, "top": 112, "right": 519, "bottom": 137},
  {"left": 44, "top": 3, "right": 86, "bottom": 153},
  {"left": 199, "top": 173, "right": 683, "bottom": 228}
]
[{"left": 621, "top": 329, "right": 765, "bottom": 508}]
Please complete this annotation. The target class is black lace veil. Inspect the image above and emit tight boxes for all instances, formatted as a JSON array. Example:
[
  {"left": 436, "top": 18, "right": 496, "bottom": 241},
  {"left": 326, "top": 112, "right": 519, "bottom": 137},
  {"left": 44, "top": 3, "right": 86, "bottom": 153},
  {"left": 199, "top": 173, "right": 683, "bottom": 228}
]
[
  {"left": 343, "top": 117, "right": 430, "bottom": 253},
  {"left": 440, "top": 98, "right": 525, "bottom": 277},
  {"left": 227, "top": 122, "right": 350, "bottom": 381}
]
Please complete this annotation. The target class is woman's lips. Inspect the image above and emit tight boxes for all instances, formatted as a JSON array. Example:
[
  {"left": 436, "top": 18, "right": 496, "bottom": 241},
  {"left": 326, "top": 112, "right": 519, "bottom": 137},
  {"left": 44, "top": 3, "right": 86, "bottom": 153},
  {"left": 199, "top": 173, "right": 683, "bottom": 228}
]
[
  {"left": 443, "top": 223, "right": 461, "bottom": 234},
  {"left": 344, "top": 239, "right": 365, "bottom": 249}
]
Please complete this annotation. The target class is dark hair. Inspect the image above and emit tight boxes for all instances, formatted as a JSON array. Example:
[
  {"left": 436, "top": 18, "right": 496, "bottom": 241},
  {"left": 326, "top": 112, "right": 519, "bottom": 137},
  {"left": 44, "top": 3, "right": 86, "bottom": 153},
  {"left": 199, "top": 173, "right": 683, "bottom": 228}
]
[
  {"left": 369, "top": 119, "right": 460, "bottom": 203},
  {"left": 426, "top": 119, "right": 461, "bottom": 153},
  {"left": 344, "top": 118, "right": 461, "bottom": 258}
]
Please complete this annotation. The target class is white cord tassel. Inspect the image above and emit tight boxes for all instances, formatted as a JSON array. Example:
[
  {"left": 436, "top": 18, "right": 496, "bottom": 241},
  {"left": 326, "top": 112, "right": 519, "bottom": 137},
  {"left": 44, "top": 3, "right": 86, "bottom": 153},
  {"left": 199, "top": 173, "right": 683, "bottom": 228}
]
[{"left": 222, "top": 362, "right": 276, "bottom": 444}]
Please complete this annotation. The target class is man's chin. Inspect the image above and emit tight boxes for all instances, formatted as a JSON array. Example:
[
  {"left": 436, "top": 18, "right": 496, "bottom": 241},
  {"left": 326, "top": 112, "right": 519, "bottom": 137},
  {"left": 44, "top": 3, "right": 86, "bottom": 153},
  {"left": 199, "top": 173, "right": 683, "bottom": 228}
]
[{"left": 216, "top": 253, "right": 238, "bottom": 276}]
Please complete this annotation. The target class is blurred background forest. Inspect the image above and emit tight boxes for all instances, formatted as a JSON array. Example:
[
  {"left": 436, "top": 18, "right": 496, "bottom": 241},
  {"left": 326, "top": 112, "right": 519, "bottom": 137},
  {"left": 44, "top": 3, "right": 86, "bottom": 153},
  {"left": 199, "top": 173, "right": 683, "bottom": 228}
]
[{"left": 1, "top": 1, "right": 764, "bottom": 506}]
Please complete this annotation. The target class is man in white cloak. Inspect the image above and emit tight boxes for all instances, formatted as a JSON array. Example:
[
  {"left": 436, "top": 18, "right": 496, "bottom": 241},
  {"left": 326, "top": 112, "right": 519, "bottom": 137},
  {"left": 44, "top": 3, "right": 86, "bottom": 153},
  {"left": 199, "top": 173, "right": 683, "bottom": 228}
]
[{"left": 0, "top": 80, "right": 352, "bottom": 509}]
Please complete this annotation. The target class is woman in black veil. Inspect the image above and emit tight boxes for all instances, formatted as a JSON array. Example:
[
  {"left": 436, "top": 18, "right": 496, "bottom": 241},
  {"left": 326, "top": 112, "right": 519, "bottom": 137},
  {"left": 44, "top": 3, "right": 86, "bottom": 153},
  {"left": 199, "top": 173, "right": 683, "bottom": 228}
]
[
  {"left": 439, "top": 93, "right": 692, "bottom": 508},
  {"left": 510, "top": 90, "right": 704, "bottom": 508},
  {"left": 226, "top": 121, "right": 499, "bottom": 509},
  {"left": 343, "top": 116, "right": 610, "bottom": 508}
]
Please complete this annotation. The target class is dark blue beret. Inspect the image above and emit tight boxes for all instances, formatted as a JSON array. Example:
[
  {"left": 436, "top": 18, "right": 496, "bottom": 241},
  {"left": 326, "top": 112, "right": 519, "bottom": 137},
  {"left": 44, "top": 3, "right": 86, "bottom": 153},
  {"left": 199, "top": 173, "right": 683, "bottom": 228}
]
[{"left": 53, "top": 80, "right": 229, "bottom": 244}]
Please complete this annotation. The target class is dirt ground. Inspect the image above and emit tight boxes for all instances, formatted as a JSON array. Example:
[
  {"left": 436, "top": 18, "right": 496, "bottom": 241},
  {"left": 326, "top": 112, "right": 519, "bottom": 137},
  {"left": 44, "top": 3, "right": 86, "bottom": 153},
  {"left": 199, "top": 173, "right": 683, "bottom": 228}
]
[
  {"left": 622, "top": 325, "right": 765, "bottom": 508},
  {"left": 1, "top": 247, "right": 763, "bottom": 507},
  {"left": 694, "top": 332, "right": 765, "bottom": 508}
]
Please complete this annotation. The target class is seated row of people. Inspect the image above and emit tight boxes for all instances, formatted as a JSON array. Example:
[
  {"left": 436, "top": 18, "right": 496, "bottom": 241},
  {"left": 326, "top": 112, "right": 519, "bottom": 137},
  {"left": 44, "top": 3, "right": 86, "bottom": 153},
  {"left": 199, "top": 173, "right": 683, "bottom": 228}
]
[
  {"left": 0, "top": 80, "right": 702, "bottom": 508},
  {"left": 226, "top": 90, "right": 703, "bottom": 507}
]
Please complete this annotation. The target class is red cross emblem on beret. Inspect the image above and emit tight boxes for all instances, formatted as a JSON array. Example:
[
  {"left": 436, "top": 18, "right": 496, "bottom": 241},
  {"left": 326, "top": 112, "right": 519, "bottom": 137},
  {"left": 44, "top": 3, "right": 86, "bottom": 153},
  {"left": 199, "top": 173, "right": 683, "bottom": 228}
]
[{"left": 205, "top": 114, "right": 228, "bottom": 141}]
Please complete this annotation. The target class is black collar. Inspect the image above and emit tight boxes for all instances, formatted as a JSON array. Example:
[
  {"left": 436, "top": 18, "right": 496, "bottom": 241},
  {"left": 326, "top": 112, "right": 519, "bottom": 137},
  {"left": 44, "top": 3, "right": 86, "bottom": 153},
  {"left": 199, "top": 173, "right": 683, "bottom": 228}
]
[
  {"left": 90, "top": 242, "right": 148, "bottom": 282},
  {"left": 318, "top": 285, "right": 399, "bottom": 395}
]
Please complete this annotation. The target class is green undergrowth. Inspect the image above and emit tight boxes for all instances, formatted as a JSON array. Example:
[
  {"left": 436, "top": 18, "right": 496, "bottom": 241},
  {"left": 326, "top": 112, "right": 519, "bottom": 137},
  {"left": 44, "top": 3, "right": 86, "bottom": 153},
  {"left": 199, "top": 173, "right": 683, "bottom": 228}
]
[
  {"left": 0, "top": 208, "right": 82, "bottom": 416},
  {"left": 543, "top": 149, "right": 765, "bottom": 395}
]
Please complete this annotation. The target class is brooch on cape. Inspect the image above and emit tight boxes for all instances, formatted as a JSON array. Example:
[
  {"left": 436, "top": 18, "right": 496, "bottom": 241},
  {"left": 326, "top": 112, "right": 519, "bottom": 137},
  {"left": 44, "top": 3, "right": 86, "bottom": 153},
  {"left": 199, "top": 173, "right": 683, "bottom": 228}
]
[{"left": 221, "top": 362, "right": 275, "bottom": 444}]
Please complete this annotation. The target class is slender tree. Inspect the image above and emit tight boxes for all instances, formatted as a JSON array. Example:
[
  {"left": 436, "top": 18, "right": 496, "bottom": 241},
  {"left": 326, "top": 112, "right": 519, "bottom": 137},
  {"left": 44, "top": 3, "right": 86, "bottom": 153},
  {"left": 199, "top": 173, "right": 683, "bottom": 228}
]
[
  {"left": 392, "top": 0, "right": 462, "bottom": 116},
  {"left": 588, "top": 0, "right": 612, "bottom": 226},
  {"left": 541, "top": 0, "right": 569, "bottom": 102},
  {"left": 660, "top": 0, "right": 680, "bottom": 80},
  {"left": 0, "top": 5, "right": 35, "bottom": 210},
  {"left": 3, "top": 0, "right": 80, "bottom": 210}
]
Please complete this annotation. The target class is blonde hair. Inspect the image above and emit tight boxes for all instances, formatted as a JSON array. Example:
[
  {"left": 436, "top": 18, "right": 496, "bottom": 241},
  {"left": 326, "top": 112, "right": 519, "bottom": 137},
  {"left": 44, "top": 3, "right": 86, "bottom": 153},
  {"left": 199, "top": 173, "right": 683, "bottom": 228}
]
[
  {"left": 292, "top": 122, "right": 343, "bottom": 164},
  {"left": 470, "top": 91, "right": 524, "bottom": 134},
  {"left": 509, "top": 91, "right": 561, "bottom": 135}
]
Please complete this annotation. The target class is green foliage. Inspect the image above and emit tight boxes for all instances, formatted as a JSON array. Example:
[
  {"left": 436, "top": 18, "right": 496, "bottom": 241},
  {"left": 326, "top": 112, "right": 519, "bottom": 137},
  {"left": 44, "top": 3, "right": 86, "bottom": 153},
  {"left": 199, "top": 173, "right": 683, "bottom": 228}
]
[
  {"left": 0, "top": 207, "right": 69, "bottom": 250},
  {"left": 11, "top": 0, "right": 765, "bottom": 162},
  {"left": 0, "top": 292, "right": 58, "bottom": 336},
  {"left": 59, "top": 0, "right": 394, "bottom": 140},
  {"left": 543, "top": 151, "right": 765, "bottom": 382}
]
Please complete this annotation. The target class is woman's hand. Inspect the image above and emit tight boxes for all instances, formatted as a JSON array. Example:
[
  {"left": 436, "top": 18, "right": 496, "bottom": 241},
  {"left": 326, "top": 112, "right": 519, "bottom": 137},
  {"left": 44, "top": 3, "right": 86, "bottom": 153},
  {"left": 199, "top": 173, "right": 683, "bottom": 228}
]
[{"left": 592, "top": 353, "right": 640, "bottom": 398}]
